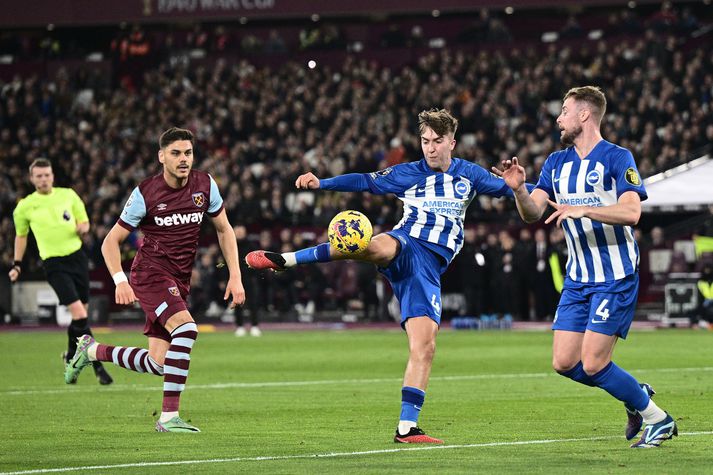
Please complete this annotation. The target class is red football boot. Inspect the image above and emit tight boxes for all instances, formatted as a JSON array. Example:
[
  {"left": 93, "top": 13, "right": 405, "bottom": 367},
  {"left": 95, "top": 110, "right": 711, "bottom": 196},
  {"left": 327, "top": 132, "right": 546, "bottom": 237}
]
[
  {"left": 394, "top": 427, "right": 444, "bottom": 444},
  {"left": 245, "top": 250, "right": 287, "bottom": 271}
]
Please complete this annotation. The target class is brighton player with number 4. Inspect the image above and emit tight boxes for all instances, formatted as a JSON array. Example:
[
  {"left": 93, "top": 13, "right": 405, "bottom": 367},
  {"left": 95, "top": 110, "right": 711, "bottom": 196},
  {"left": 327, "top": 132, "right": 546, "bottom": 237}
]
[
  {"left": 246, "top": 108, "right": 524, "bottom": 443},
  {"left": 65, "top": 127, "right": 245, "bottom": 432},
  {"left": 493, "top": 86, "right": 677, "bottom": 448}
]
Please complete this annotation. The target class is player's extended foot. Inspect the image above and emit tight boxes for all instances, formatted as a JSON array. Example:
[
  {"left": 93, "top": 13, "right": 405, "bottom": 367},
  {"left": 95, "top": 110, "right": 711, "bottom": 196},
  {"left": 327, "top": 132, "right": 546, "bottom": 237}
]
[
  {"left": 61, "top": 351, "right": 78, "bottom": 384},
  {"left": 630, "top": 413, "right": 678, "bottom": 448},
  {"left": 394, "top": 427, "right": 444, "bottom": 444},
  {"left": 245, "top": 250, "right": 286, "bottom": 271},
  {"left": 624, "top": 383, "right": 656, "bottom": 440},
  {"left": 64, "top": 335, "right": 95, "bottom": 384},
  {"left": 93, "top": 363, "right": 113, "bottom": 385},
  {"left": 155, "top": 416, "right": 201, "bottom": 433}
]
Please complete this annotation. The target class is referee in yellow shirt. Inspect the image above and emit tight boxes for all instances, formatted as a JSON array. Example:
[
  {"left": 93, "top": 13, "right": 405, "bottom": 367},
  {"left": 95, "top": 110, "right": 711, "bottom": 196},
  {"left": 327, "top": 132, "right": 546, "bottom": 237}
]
[{"left": 9, "top": 158, "right": 112, "bottom": 385}]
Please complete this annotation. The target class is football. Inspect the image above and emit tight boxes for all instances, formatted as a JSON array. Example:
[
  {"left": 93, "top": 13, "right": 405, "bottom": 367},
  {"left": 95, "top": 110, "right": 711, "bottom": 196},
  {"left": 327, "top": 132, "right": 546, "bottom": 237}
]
[{"left": 328, "top": 210, "right": 373, "bottom": 254}]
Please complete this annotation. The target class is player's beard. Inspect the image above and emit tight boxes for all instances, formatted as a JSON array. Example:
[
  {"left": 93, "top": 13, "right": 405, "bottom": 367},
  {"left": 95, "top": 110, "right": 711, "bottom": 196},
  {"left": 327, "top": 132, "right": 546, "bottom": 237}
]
[{"left": 560, "top": 125, "right": 582, "bottom": 147}]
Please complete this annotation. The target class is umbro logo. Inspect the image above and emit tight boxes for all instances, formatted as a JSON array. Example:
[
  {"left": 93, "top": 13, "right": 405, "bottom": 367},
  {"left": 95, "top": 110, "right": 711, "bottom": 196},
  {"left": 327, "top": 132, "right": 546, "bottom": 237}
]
[{"left": 157, "top": 203, "right": 168, "bottom": 211}]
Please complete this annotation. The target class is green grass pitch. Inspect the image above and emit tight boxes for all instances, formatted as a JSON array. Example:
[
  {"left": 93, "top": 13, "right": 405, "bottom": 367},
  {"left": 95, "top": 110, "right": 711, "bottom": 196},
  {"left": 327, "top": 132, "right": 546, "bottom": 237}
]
[{"left": 1, "top": 327, "right": 712, "bottom": 473}]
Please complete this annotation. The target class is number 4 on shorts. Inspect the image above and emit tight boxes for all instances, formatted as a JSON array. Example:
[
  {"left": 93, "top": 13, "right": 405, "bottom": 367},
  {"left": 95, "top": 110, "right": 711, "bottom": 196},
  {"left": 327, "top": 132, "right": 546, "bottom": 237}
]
[{"left": 595, "top": 299, "right": 610, "bottom": 321}]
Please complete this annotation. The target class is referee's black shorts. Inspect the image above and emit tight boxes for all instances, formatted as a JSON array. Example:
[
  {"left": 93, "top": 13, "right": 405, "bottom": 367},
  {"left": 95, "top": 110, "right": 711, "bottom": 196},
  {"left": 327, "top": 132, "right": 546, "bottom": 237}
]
[{"left": 43, "top": 249, "right": 90, "bottom": 305}]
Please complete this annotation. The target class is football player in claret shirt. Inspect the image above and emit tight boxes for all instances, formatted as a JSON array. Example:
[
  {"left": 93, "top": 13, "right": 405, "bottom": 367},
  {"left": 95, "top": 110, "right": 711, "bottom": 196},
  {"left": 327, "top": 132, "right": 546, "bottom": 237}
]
[
  {"left": 246, "top": 108, "right": 525, "bottom": 443},
  {"left": 65, "top": 127, "right": 245, "bottom": 432},
  {"left": 494, "top": 86, "right": 677, "bottom": 448}
]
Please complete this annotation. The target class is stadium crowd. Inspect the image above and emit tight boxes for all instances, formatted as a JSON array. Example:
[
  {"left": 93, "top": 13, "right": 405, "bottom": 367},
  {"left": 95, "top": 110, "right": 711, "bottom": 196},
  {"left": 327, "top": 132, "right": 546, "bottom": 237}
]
[{"left": 1, "top": 4, "right": 711, "bottom": 322}]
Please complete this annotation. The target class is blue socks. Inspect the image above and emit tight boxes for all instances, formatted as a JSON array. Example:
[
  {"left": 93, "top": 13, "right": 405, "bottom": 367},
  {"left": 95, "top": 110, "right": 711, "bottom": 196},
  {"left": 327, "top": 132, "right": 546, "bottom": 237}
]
[
  {"left": 558, "top": 361, "right": 596, "bottom": 387},
  {"left": 294, "top": 243, "right": 332, "bottom": 264},
  {"left": 559, "top": 360, "right": 651, "bottom": 411},
  {"left": 400, "top": 386, "right": 425, "bottom": 423},
  {"left": 589, "top": 361, "right": 650, "bottom": 411}
]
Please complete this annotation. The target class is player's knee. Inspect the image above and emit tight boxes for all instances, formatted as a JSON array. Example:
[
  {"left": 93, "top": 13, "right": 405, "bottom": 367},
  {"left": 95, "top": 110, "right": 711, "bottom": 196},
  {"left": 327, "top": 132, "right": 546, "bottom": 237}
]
[
  {"left": 67, "top": 301, "right": 88, "bottom": 318},
  {"left": 362, "top": 234, "right": 398, "bottom": 266},
  {"left": 552, "top": 356, "right": 579, "bottom": 374},
  {"left": 581, "top": 358, "right": 608, "bottom": 376},
  {"left": 150, "top": 351, "right": 166, "bottom": 366},
  {"left": 410, "top": 340, "right": 436, "bottom": 363}
]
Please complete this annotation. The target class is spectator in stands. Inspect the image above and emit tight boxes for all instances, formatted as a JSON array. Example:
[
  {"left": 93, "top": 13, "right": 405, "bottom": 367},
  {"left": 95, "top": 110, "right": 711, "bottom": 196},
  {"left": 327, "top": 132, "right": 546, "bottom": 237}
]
[
  {"left": 650, "top": 226, "right": 667, "bottom": 249},
  {"left": 514, "top": 228, "right": 535, "bottom": 320},
  {"left": 486, "top": 18, "right": 512, "bottom": 43},
  {"left": 532, "top": 228, "right": 557, "bottom": 320},
  {"left": 264, "top": 29, "right": 287, "bottom": 54},
  {"left": 692, "top": 262, "right": 713, "bottom": 329},
  {"left": 212, "top": 26, "right": 231, "bottom": 52},
  {"left": 186, "top": 24, "right": 208, "bottom": 51},
  {"left": 560, "top": 15, "right": 584, "bottom": 39},
  {"left": 458, "top": 8, "right": 492, "bottom": 44},
  {"left": 648, "top": 1, "right": 678, "bottom": 33},
  {"left": 455, "top": 227, "right": 488, "bottom": 318},
  {"left": 492, "top": 230, "right": 519, "bottom": 319},
  {"left": 381, "top": 24, "right": 407, "bottom": 48},
  {"left": 232, "top": 225, "right": 262, "bottom": 337}
]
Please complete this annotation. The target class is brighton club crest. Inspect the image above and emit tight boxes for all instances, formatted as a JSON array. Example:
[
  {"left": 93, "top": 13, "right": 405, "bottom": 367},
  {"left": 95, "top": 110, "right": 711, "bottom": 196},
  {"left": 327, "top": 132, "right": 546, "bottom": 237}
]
[{"left": 192, "top": 192, "right": 205, "bottom": 208}]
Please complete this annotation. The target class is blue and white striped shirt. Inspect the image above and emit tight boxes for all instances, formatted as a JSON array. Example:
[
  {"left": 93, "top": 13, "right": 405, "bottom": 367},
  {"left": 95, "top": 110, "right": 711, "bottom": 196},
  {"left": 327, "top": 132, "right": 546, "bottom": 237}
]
[
  {"left": 536, "top": 140, "right": 647, "bottom": 284},
  {"left": 320, "top": 158, "right": 512, "bottom": 264}
]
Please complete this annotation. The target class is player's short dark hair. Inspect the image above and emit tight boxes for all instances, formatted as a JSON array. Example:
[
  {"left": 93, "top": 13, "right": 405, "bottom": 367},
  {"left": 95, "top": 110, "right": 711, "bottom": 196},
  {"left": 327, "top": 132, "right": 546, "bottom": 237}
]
[
  {"left": 418, "top": 108, "right": 458, "bottom": 137},
  {"left": 29, "top": 158, "right": 52, "bottom": 174},
  {"left": 159, "top": 127, "right": 194, "bottom": 149},
  {"left": 564, "top": 86, "right": 607, "bottom": 121}
]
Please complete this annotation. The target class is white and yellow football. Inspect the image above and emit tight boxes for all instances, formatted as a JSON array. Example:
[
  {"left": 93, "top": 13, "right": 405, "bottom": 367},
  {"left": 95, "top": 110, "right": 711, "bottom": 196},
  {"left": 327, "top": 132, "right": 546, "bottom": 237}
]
[{"left": 327, "top": 210, "right": 373, "bottom": 254}]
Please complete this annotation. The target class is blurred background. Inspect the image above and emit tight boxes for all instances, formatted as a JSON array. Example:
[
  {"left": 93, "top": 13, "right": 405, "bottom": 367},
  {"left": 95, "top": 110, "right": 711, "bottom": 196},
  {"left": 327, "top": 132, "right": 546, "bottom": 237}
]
[{"left": 0, "top": 0, "right": 712, "bottom": 329}]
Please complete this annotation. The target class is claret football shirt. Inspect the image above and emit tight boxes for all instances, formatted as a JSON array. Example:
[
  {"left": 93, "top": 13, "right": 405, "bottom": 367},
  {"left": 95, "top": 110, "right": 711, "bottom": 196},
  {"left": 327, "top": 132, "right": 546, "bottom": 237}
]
[{"left": 118, "top": 170, "right": 224, "bottom": 282}]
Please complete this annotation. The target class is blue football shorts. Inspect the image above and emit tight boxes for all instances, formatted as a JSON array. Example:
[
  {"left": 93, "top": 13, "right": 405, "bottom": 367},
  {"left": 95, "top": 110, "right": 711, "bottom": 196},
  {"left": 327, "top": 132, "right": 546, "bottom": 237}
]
[
  {"left": 379, "top": 229, "right": 448, "bottom": 329},
  {"left": 552, "top": 273, "right": 639, "bottom": 339}
]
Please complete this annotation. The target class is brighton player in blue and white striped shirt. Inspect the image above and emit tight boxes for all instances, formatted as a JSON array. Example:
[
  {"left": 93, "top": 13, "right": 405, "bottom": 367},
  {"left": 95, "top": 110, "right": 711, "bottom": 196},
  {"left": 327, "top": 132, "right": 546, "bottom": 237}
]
[
  {"left": 246, "top": 108, "right": 516, "bottom": 444},
  {"left": 494, "top": 86, "right": 677, "bottom": 448}
]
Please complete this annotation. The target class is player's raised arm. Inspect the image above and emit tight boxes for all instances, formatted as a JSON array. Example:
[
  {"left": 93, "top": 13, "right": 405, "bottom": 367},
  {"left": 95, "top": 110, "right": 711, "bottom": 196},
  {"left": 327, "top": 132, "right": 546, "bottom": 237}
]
[
  {"left": 211, "top": 209, "right": 245, "bottom": 309},
  {"left": 101, "top": 223, "right": 137, "bottom": 305},
  {"left": 492, "top": 157, "right": 549, "bottom": 223},
  {"left": 546, "top": 190, "right": 642, "bottom": 228}
]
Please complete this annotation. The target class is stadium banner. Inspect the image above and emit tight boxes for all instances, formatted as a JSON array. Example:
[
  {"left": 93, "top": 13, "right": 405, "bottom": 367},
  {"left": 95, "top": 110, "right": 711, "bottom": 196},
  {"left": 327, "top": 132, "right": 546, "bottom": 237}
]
[{"left": 1, "top": 0, "right": 645, "bottom": 27}]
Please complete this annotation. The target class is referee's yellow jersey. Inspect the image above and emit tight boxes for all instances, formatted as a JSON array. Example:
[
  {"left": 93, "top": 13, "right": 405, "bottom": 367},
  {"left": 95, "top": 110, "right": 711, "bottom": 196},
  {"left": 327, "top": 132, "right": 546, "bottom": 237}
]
[{"left": 12, "top": 187, "right": 89, "bottom": 260}]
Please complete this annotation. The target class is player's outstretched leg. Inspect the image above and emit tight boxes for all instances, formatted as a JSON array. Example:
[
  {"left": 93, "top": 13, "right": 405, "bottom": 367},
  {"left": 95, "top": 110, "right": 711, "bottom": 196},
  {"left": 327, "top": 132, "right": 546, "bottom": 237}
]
[
  {"left": 64, "top": 335, "right": 95, "bottom": 384},
  {"left": 624, "top": 383, "right": 656, "bottom": 440},
  {"left": 65, "top": 336, "right": 165, "bottom": 384},
  {"left": 588, "top": 361, "right": 676, "bottom": 448},
  {"left": 245, "top": 250, "right": 287, "bottom": 271},
  {"left": 246, "top": 242, "right": 333, "bottom": 271},
  {"left": 156, "top": 322, "right": 200, "bottom": 433},
  {"left": 66, "top": 318, "right": 113, "bottom": 385}
]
